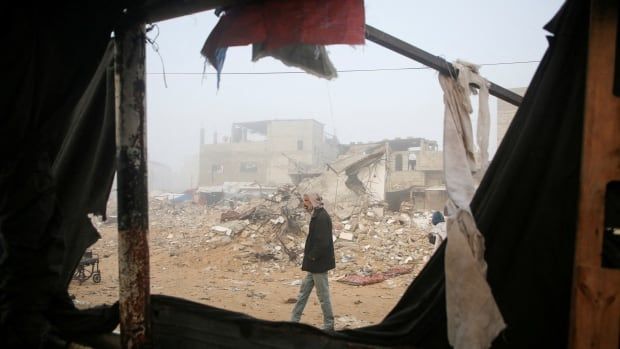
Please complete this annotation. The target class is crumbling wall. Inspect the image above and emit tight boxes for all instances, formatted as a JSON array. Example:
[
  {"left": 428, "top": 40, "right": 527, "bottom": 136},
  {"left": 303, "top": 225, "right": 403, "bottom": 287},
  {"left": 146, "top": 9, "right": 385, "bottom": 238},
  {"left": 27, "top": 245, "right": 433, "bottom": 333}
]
[
  {"left": 415, "top": 151, "right": 443, "bottom": 171},
  {"left": 296, "top": 154, "right": 387, "bottom": 220},
  {"left": 199, "top": 142, "right": 270, "bottom": 186},
  {"left": 355, "top": 158, "right": 386, "bottom": 202},
  {"left": 389, "top": 171, "right": 426, "bottom": 190},
  {"left": 425, "top": 189, "right": 448, "bottom": 211},
  {"left": 297, "top": 171, "right": 357, "bottom": 220}
]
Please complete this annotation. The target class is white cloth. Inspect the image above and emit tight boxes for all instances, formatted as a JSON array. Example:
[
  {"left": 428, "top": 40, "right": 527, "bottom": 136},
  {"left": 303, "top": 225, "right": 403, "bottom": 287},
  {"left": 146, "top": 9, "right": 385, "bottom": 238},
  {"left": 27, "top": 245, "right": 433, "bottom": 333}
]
[
  {"left": 445, "top": 210, "right": 504, "bottom": 349},
  {"left": 439, "top": 62, "right": 505, "bottom": 349},
  {"left": 430, "top": 222, "right": 447, "bottom": 252}
]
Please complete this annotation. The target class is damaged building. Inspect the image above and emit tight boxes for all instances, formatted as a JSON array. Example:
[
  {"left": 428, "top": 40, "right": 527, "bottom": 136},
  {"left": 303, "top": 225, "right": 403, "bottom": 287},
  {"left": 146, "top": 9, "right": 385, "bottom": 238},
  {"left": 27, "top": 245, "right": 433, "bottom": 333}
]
[
  {"left": 198, "top": 119, "right": 339, "bottom": 186},
  {"left": 298, "top": 137, "right": 446, "bottom": 220},
  {"left": 353, "top": 138, "right": 446, "bottom": 212},
  {"left": 199, "top": 132, "right": 446, "bottom": 215},
  {"left": 497, "top": 87, "right": 527, "bottom": 145}
]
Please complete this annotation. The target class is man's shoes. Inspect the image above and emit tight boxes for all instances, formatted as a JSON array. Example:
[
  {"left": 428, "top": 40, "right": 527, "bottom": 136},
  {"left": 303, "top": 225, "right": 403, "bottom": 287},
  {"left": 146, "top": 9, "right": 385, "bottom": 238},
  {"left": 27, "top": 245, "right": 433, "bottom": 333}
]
[{"left": 322, "top": 326, "right": 335, "bottom": 333}]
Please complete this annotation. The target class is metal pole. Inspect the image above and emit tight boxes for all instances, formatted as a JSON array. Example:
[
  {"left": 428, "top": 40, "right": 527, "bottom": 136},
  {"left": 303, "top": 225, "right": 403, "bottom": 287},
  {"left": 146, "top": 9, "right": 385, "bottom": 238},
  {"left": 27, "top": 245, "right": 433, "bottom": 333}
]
[
  {"left": 114, "top": 21, "right": 152, "bottom": 349},
  {"left": 365, "top": 24, "right": 523, "bottom": 107}
]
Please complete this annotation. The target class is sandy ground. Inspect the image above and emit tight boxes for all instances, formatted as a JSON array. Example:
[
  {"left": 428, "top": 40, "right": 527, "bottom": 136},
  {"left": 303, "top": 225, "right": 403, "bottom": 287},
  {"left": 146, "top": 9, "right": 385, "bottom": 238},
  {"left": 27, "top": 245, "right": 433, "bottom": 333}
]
[{"left": 69, "top": 224, "right": 428, "bottom": 330}]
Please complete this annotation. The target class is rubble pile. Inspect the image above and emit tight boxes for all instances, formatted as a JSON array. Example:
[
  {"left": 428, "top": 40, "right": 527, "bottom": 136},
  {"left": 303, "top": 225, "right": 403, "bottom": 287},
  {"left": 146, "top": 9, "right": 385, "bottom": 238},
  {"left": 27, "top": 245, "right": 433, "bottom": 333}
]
[
  {"left": 326, "top": 208, "right": 435, "bottom": 279},
  {"left": 97, "top": 185, "right": 437, "bottom": 285}
]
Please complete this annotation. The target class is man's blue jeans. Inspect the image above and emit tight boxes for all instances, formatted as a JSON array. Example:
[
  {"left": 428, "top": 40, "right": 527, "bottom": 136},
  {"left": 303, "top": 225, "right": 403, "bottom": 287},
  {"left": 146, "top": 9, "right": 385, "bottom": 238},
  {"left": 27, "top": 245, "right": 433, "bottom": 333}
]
[{"left": 291, "top": 272, "right": 334, "bottom": 330}]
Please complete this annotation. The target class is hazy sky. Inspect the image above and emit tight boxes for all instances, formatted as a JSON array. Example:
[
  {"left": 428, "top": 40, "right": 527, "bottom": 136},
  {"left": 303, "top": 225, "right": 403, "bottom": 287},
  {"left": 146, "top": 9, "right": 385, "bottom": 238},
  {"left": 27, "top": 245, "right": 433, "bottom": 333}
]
[{"left": 146, "top": 0, "right": 564, "bottom": 171}]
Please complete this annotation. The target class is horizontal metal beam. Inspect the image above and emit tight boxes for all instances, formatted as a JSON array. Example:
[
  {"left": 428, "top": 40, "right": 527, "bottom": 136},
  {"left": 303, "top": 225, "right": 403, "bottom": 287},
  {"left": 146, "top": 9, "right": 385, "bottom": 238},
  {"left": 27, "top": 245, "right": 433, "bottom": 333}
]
[{"left": 365, "top": 24, "right": 523, "bottom": 107}]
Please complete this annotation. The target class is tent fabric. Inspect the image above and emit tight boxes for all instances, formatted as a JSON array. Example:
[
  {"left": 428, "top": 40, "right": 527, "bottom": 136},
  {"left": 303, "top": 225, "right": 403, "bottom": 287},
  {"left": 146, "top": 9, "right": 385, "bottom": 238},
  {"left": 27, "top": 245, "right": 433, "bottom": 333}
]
[
  {"left": 201, "top": 0, "right": 365, "bottom": 85},
  {"left": 0, "top": 0, "right": 598, "bottom": 348},
  {"left": 252, "top": 43, "right": 338, "bottom": 80},
  {"left": 201, "top": 0, "right": 365, "bottom": 56},
  {"left": 444, "top": 210, "right": 504, "bottom": 348},
  {"left": 0, "top": 4, "right": 123, "bottom": 347},
  {"left": 469, "top": 0, "right": 586, "bottom": 346},
  {"left": 52, "top": 42, "right": 117, "bottom": 288},
  {"left": 439, "top": 63, "right": 503, "bottom": 348}
]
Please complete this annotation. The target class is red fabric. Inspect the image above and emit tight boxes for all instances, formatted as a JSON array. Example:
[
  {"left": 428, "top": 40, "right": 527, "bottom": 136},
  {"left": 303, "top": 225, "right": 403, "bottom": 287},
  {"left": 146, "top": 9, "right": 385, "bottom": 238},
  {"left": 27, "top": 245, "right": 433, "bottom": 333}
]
[
  {"left": 201, "top": 0, "right": 365, "bottom": 65},
  {"left": 337, "top": 267, "right": 413, "bottom": 286}
]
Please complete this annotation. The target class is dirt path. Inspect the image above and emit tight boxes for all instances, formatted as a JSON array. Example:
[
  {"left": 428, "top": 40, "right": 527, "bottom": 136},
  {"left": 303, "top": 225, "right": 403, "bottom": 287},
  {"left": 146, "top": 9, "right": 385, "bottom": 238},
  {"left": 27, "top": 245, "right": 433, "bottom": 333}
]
[{"left": 70, "top": 224, "right": 429, "bottom": 330}]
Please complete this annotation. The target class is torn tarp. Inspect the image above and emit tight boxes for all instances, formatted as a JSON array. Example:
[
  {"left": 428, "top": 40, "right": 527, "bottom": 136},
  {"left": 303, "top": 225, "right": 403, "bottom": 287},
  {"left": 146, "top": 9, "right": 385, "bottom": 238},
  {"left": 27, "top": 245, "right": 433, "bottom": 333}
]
[
  {"left": 201, "top": 0, "right": 365, "bottom": 86},
  {"left": 439, "top": 62, "right": 504, "bottom": 348},
  {"left": 252, "top": 43, "right": 337, "bottom": 80}
]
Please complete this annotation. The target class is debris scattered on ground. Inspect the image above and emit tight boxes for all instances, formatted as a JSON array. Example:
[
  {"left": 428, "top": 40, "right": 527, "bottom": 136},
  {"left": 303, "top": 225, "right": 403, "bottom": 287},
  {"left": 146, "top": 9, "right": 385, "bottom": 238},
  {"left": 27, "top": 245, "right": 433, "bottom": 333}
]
[
  {"left": 81, "top": 183, "right": 442, "bottom": 331},
  {"left": 95, "top": 184, "right": 437, "bottom": 280},
  {"left": 337, "top": 266, "right": 414, "bottom": 286}
]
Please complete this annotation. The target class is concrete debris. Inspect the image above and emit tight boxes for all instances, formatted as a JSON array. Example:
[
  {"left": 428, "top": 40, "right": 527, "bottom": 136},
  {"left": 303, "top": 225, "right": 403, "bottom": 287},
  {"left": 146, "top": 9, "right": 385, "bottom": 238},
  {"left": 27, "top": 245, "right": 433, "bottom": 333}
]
[
  {"left": 339, "top": 232, "right": 354, "bottom": 241},
  {"left": 220, "top": 210, "right": 241, "bottom": 222},
  {"left": 212, "top": 225, "right": 232, "bottom": 235},
  {"left": 336, "top": 315, "right": 372, "bottom": 330},
  {"left": 398, "top": 213, "right": 411, "bottom": 226},
  {"left": 270, "top": 216, "right": 286, "bottom": 224},
  {"left": 101, "top": 183, "right": 437, "bottom": 282},
  {"left": 246, "top": 290, "right": 267, "bottom": 299},
  {"left": 371, "top": 207, "right": 384, "bottom": 218}
]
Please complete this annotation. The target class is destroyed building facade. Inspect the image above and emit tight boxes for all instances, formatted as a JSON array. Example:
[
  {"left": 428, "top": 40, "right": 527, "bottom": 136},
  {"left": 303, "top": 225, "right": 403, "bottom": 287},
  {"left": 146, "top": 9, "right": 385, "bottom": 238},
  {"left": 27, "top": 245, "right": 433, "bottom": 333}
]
[
  {"left": 344, "top": 138, "right": 446, "bottom": 212},
  {"left": 295, "top": 138, "right": 446, "bottom": 220},
  {"left": 198, "top": 120, "right": 445, "bottom": 213},
  {"left": 198, "top": 119, "right": 339, "bottom": 186}
]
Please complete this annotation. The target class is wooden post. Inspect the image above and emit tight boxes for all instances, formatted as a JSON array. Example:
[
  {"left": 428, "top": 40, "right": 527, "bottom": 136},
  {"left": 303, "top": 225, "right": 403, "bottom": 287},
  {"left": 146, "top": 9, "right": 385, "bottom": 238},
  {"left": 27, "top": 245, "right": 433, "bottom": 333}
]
[
  {"left": 570, "top": 0, "right": 620, "bottom": 348},
  {"left": 115, "top": 21, "right": 152, "bottom": 349}
]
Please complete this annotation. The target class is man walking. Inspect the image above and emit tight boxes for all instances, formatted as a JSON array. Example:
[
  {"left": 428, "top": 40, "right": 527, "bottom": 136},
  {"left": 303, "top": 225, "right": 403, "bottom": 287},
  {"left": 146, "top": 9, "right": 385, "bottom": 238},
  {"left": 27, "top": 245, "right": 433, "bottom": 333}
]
[{"left": 291, "top": 193, "right": 335, "bottom": 331}]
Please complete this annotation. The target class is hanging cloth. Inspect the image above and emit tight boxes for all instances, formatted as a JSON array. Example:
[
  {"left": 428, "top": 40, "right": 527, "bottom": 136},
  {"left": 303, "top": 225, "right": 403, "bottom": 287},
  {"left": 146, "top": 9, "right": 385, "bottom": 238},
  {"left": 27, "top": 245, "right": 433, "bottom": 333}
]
[{"left": 439, "top": 61, "right": 504, "bottom": 349}]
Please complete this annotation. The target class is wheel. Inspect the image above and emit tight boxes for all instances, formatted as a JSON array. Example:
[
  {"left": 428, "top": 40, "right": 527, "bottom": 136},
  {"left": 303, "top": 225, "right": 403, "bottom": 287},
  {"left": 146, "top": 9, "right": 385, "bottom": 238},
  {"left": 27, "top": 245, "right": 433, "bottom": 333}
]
[
  {"left": 74, "top": 266, "right": 87, "bottom": 284},
  {"left": 92, "top": 272, "right": 101, "bottom": 283}
]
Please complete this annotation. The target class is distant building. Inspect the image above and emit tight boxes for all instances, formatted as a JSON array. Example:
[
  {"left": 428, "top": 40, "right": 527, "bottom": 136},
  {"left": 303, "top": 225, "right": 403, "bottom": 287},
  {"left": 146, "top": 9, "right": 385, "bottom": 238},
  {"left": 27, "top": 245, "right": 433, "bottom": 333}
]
[
  {"left": 342, "top": 138, "right": 446, "bottom": 211},
  {"left": 148, "top": 161, "right": 174, "bottom": 192},
  {"left": 497, "top": 87, "right": 527, "bottom": 146},
  {"left": 198, "top": 119, "right": 339, "bottom": 186}
]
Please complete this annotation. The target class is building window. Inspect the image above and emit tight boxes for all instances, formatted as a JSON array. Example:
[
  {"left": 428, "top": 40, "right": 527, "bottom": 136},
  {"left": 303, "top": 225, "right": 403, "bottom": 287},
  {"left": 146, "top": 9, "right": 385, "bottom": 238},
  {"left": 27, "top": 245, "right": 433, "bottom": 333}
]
[
  {"left": 297, "top": 140, "right": 304, "bottom": 150},
  {"left": 408, "top": 152, "right": 417, "bottom": 171},
  {"left": 211, "top": 164, "right": 224, "bottom": 174},
  {"left": 240, "top": 162, "right": 258, "bottom": 173},
  {"left": 395, "top": 154, "right": 403, "bottom": 171}
]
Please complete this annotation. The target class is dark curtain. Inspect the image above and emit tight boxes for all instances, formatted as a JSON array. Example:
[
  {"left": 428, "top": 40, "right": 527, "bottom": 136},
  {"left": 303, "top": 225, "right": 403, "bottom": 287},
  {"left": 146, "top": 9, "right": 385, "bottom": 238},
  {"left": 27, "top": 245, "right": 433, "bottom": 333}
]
[
  {"left": 0, "top": 4, "right": 122, "bottom": 347},
  {"left": 0, "top": 0, "right": 596, "bottom": 347}
]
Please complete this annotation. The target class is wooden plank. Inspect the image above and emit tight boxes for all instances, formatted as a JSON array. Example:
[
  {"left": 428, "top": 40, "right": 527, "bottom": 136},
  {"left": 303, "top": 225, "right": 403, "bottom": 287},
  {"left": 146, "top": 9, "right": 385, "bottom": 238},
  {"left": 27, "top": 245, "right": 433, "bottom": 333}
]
[
  {"left": 572, "top": 267, "right": 620, "bottom": 348},
  {"left": 570, "top": 0, "right": 620, "bottom": 348}
]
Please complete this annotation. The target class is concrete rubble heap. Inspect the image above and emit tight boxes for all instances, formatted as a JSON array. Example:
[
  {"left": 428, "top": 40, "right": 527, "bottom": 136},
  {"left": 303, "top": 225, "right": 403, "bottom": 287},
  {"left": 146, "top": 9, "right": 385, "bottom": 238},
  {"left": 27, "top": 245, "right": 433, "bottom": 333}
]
[{"left": 99, "top": 184, "right": 438, "bottom": 285}]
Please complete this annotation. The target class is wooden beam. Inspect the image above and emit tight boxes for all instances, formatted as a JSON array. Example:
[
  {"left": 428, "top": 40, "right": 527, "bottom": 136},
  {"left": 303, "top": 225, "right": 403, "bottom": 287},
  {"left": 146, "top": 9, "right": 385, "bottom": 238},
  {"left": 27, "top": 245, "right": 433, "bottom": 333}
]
[{"left": 570, "top": 0, "right": 620, "bottom": 348}]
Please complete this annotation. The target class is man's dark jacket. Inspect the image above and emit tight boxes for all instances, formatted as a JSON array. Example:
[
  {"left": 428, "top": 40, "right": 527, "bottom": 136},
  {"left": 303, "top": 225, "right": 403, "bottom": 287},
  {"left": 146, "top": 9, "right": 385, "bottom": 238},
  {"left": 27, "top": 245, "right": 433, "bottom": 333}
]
[{"left": 301, "top": 207, "right": 336, "bottom": 273}]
